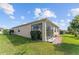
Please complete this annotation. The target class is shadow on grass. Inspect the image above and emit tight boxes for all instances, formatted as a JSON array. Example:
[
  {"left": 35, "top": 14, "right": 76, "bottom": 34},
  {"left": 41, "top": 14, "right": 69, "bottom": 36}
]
[
  {"left": 6, "top": 34, "right": 32, "bottom": 46},
  {"left": 54, "top": 43, "right": 79, "bottom": 55},
  {"left": 6, "top": 34, "right": 42, "bottom": 46}
]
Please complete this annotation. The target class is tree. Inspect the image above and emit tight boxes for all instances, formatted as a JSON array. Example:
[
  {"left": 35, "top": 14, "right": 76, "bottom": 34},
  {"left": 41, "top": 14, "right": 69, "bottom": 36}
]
[
  {"left": 3, "top": 29, "right": 9, "bottom": 35},
  {"left": 68, "top": 26, "right": 74, "bottom": 34},
  {"left": 68, "top": 15, "right": 79, "bottom": 37}
]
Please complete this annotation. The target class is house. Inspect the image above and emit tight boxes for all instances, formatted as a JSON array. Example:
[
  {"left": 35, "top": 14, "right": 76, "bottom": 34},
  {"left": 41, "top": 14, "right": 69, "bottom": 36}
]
[
  {"left": 0, "top": 28, "right": 4, "bottom": 34},
  {"left": 12, "top": 18, "right": 60, "bottom": 41}
]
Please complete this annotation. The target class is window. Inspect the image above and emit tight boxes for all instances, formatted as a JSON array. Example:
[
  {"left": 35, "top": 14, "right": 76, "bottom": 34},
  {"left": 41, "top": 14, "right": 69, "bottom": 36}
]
[
  {"left": 47, "top": 24, "right": 53, "bottom": 39},
  {"left": 18, "top": 29, "right": 20, "bottom": 32},
  {"left": 32, "top": 25, "right": 39, "bottom": 30},
  {"left": 32, "top": 23, "right": 42, "bottom": 31},
  {"left": 57, "top": 28, "right": 59, "bottom": 32},
  {"left": 53, "top": 27, "right": 56, "bottom": 32}
]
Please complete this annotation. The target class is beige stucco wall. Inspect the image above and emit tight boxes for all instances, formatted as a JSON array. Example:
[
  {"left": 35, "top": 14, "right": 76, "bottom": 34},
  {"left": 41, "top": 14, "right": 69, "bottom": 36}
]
[
  {"left": 13, "top": 24, "right": 31, "bottom": 38},
  {"left": 12, "top": 19, "right": 60, "bottom": 41}
]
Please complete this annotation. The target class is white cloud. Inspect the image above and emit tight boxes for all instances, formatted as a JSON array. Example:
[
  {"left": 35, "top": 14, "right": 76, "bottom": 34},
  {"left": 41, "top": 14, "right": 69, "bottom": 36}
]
[
  {"left": 0, "top": 3, "right": 15, "bottom": 20},
  {"left": 0, "top": 3, "right": 15, "bottom": 15},
  {"left": 9, "top": 15, "right": 15, "bottom": 19},
  {"left": 59, "top": 19, "right": 71, "bottom": 30},
  {"left": 34, "top": 8, "right": 56, "bottom": 18},
  {"left": 60, "top": 19, "right": 71, "bottom": 23},
  {"left": 43, "top": 9, "right": 56, "bottom": 18},
  {"left": 0, "top": 24, "right": 8, "bottom": 29},
  {"left": 67, "top": 19, "right": 71, "bottom": 22},
  {"left": 59, "top": 20, "right": 66, "bottom": 27},
  {"left": 69, "top": 8, "right": 79, "bottom": 16},
  {"left": 34, "top": 8, "right": 42, "bottom": 17},
  {"left": 21, "top": 16, "right": 25, "bottom": 20}
]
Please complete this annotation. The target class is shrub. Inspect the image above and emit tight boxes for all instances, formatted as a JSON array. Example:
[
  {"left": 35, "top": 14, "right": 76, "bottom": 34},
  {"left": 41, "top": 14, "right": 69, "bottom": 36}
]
[
  {"left": 3, "top": 29, "right": 9, "bottom": 35},
  {"left": 30, "top": 31, "right": 42, "bottom": 40}
]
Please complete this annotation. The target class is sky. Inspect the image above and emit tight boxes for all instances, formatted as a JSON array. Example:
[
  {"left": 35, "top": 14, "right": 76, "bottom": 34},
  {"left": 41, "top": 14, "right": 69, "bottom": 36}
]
[{"left": 0, "top": 3, "right": 79, "bottom": 30}]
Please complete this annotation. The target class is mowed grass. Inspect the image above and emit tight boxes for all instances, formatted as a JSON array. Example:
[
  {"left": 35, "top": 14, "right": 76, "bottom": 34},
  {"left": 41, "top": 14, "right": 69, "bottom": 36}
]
[
  {"left": 0, "top": 34, "right": 56, "bottom": 55},
  {"left": 0, "top": 34, "right": 79, "bottom": 55},
  {"left": 59, "top": 34, "right": 79, "bottom": 55}
]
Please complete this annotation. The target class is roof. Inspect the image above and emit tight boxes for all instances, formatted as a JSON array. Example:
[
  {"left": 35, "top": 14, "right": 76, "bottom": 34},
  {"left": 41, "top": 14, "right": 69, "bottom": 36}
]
[
  {"left": 12, "top": 18, "right": 59, "bottom": 29},
  {"left": 0, "top": 28, "right": 4, "bottom": 29}
]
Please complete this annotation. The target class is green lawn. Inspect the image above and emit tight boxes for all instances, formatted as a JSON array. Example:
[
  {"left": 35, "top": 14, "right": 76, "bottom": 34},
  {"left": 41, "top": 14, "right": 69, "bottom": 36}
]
[{"left": 0, "top": 34, "right": 79, "bottom": 55}]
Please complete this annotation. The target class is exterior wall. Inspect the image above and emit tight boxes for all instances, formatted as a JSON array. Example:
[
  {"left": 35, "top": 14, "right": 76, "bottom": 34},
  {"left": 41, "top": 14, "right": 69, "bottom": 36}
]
[
  {"left": 46, "top": 21, "right": 60, "bottom": 40},
  {"left": 12, "top": 19, "right": 60, "bottom": 41},
  {"left": 42, "top": 21, "right": 60, "bottom": 41},
  {"left": 53, "top": 27, "right": 60, "bottom": 36},
  {"left": 42, "top": 21, "right": 47, "bottom": 41},
  {"left": 32, "top": 20, "right": 46, "bottom": 41},
  {"left": 31, "top": 23, "right": 42, "bottom": 31},
  {"left": 46, "top": 22, "right": 53, "bottom": 40},
  {"left": 13, "top": 24, "right": 31, "bottom": 38},
  {"left": 0, "top": 29, "right": 3, "bottom": 34}
]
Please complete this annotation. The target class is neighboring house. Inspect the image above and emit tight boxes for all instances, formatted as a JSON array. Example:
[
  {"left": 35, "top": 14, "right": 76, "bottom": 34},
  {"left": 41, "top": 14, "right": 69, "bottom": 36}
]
[
  {"left": 12, "top": 18, "right": 60, "bottom": 41},
  {"left": 0, "top": 28, "right": 4, "bottom": 34}
]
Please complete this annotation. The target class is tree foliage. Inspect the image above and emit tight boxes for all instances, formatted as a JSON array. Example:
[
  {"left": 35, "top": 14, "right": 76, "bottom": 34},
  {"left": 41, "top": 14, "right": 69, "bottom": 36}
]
[{"left": 68, "top": 15, "right": 79, "bottom": 37}]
